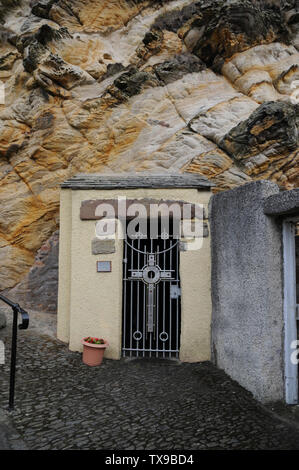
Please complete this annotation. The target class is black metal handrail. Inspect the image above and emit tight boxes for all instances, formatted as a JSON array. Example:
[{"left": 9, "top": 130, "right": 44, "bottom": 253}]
[{"left": 0, "top": 294, "right": 29, "bottom": 410}]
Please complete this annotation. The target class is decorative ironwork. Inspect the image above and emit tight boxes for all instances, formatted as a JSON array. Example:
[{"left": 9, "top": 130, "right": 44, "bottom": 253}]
[
  {"left": 159, "top": 332, "right": 169, "bottom": 342},
  {"left": 122, "top": 221, "right": 181, "bottom": 359},
  {"left": 133, "top": 330, "right": 143, "bottom": 341}
]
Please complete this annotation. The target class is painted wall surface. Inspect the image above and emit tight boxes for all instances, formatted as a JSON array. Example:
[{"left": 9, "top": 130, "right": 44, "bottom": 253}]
[
  {"left": 180, "top": 233, "right": 211, "bottom": 362},
  {"left": 210, "top": 181, "right": 284, "bottom": 403},
  {"left": 57, "top": 187, "right": 212, "bottom": 362}
]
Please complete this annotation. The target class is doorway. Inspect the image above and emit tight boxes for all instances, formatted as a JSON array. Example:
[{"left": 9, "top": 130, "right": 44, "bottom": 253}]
[
  {"left": 283, "top": 219, "right": 299, "bottom": 404},
  {"left": 122, "top": 219, "right": 181, "bottom": 359}
]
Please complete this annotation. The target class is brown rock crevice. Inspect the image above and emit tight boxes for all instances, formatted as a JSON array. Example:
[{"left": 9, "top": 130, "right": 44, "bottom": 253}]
[
  {"left": 5, "top": 229, "right": 59, "bottom": 312},
  {"left": 219, "top": 101, "right": 299, "bottom": 179},
  {"left": 152, "top": 0, "right": 292, "bottom": 69}
]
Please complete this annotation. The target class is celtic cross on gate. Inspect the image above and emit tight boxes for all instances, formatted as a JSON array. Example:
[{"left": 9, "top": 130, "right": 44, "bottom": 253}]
[{"left": 128, "top": 254, "right": 174, "bottom": 335}]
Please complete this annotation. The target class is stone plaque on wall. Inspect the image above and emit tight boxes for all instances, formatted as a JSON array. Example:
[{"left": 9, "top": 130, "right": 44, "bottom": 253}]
[
  {"left": 91, "top": 238, "right": 115, "bottom": 255},
  {"left": 81, "top": 199, "right": 206, "bottom": 220}
]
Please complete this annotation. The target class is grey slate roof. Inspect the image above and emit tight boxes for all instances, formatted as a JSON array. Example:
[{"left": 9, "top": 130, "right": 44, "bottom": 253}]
[{"left": 61, "top": 173, "right": 213, "bottom": 190}]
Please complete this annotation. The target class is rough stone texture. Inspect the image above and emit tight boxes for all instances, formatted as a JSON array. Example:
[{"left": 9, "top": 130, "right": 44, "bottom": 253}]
[
  {"left": 264, "top": 187, "right": 299, "bottom": 216},
  {"left": 1, "top": 323, "right": 299, "bottom": 450},
  {"left": 0, "top": 409, "right": 27, "bottom": 450},
  {"left": 0, "top": 311, "right": 6, "bottom": 329},
  {"left": 220, "top": 101, "right": 299, "bottom": 181},
  {"left": 210, "top": 181, "right": 285, "bottom": 403},
  {"left": 0, "top": 0, "right": 298, "bottom": 300},
  {"left": 64, "top": 173, "right": 212, "bottom": 189},
  {"left": 91, "top": 238, "right": 115, "bottom": 255},
  {"left": 81, "top": 196, "right": 206, "bottom": 220},
  {"left": 6, "top": 231, "right": 59, "bottom": 313}
]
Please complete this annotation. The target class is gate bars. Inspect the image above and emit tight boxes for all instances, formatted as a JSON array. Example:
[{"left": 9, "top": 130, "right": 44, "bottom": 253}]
[
  {"left": 122, "top": 227, "right": 181, "bottom": 359},
  {"left": 0, "top": 294, "right": 29, "bottom": 411}
]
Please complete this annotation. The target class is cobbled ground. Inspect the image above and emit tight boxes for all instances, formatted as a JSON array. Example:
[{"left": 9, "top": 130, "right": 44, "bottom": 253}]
[{"left": 1, "top": 327, "right": 299, "bottom": 450}]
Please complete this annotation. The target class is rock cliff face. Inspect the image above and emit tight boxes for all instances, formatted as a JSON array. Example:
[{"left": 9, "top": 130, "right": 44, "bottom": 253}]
[{"left": 0, "top": 0, "right": 298, "bottom": 310}]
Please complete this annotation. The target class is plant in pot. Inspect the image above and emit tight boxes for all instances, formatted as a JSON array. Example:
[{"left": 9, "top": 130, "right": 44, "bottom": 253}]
[{"left": 81, "top": 336, "right": 109, "bottom": 366}]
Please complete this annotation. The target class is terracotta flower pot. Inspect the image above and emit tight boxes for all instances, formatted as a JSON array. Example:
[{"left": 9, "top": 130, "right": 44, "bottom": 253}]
[{"left": 81, "top": 339, "right": 109, "bottom": 366}]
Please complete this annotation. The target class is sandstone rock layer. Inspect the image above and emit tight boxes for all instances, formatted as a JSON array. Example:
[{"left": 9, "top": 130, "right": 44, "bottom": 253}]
[{"left": 0, "top": 0, "right": 298, "bottom": 306}]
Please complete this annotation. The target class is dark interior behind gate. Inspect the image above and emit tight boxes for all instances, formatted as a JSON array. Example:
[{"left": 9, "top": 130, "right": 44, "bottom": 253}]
[{"left": 122, "top": 218, "right": 181, "bottom": 359}]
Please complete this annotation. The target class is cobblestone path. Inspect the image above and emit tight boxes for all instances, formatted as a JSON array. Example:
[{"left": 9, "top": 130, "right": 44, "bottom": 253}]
[{"left": 1, "top": 327, "right": 299, "bottom": 450}]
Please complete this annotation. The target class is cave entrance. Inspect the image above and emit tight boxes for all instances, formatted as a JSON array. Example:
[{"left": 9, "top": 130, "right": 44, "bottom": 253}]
[{"left": 121, "top": 218, "right": 181, "bottom": 359}]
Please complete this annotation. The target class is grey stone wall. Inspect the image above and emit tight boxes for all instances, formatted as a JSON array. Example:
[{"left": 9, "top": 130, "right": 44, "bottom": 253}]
[{"left": 210, "top": 181, "right": 284, "bottom": 403}]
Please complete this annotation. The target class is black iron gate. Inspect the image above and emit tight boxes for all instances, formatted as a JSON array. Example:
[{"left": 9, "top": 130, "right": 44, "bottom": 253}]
[{"left": 122, "top": 220, "right": 181, "bottom": 358}]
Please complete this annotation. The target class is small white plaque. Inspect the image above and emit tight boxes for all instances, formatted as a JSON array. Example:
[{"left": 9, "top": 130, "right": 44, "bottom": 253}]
[{"left": 96, "top": 261, "right": 112, "bottom": 272}]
